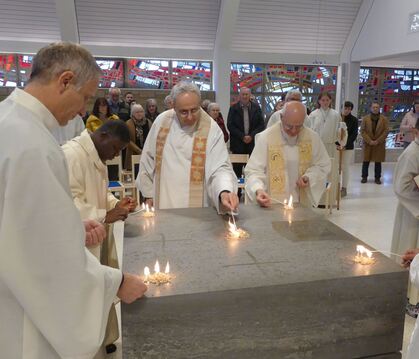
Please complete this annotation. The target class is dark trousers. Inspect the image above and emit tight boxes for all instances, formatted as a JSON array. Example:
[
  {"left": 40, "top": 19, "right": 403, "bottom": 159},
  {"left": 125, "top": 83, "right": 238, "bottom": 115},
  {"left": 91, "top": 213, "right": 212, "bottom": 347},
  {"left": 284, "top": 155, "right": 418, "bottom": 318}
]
[{"left": 362, "top": 161, "right": 382, "bottom": 179}]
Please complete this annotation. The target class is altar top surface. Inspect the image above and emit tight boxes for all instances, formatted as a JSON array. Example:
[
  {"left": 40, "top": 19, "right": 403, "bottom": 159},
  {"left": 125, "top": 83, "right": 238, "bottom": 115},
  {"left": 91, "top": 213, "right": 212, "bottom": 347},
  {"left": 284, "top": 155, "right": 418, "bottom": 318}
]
[{"left": 123, "top": 205, "right": 405, "bottom": 298}]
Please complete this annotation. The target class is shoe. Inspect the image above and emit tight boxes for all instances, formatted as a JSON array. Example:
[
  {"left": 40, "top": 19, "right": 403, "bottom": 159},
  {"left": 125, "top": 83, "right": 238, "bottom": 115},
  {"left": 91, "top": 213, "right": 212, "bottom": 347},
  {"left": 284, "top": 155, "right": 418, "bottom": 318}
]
[
  {"left": 341, "top": 188, "right": 347, "bottom": 198},
  {"left": 106, "top": 344, "right": 117, "bottom": 354},
  {"left": 361, "top": 178, "right": 367, "bottom": 183},
  {"left": 375, "top": 178, "right": 382, "bottom": 185}
]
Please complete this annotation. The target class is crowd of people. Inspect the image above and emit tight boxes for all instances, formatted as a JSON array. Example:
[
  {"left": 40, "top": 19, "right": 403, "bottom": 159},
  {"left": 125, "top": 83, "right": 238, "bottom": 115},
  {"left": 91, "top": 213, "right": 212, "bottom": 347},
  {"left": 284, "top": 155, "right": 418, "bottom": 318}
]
[{"left": 0, "top": 42, "right": 418, "bottom": 358}]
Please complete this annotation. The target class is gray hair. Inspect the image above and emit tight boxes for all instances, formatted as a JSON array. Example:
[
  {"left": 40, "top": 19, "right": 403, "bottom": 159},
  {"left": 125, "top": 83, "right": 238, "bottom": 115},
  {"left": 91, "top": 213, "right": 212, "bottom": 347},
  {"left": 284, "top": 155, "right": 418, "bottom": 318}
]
[
  {"left": 29, "top": 42, "right": 101, "bottom": 88},
  {"left": 207, "top": 102, "right": 220, "bottom": 112},
  {"left": 109, "top": 87, "right": 121, "bottom": 95},
  {"left": 131, "top": 103, "right": 144, "bottom": 117},
  {"left": 170, "top": 81, "right": 201, "bottom": 104},
  {"left": 285, "top": 90, "right": 303, "bottom": 102},
  {"left": 164, "top": 95, "right": 173, "bottom": 107}
]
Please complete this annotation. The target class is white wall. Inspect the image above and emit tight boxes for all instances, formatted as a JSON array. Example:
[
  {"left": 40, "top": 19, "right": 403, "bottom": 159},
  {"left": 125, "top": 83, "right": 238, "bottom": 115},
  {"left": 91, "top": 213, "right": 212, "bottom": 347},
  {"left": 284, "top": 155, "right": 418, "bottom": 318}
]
[{"left": 352, "top": 0, "right": 419, "bottom": 62}]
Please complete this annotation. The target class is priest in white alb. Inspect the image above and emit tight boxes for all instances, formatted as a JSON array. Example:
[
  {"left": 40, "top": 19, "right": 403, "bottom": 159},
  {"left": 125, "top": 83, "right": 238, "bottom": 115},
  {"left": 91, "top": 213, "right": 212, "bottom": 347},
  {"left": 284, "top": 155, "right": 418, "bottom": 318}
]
[
  {"left": 391, "top": 118, "right": 419, "bottom": 315},
  {"left": 0, "top": 42, "right": 147, "bottom": 359},
  {"left": 306, "top": 92, "right": 347, "bottom": 207},
  {"left": 136, "top": 81, "right": 238, "bottom": 212},
  {"left": 401, "top": 245, "right": 419, "bottom": 359},
  {"left": 245, "top": 101, "right": 331, "bottom": 207}
]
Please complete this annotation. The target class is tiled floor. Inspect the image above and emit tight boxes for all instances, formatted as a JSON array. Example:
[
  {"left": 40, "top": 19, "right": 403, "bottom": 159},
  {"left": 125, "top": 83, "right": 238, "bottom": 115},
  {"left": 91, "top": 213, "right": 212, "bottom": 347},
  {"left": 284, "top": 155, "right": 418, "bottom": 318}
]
[{"left": 112, "top": 162, "right": 415, "bottom": 358}]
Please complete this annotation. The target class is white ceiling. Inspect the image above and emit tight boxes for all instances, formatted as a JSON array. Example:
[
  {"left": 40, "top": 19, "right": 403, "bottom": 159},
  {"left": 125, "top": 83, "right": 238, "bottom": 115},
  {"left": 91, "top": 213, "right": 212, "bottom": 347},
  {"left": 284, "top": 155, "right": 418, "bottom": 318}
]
[
  {"left": 5, "top": 0, "right": 416, "bottom": 68},
  {"left": 231, "top": 0, "right": 363, "bottom": 55},
  {"left": 0, "top": 0, "right": 60, "bottom": 42}
]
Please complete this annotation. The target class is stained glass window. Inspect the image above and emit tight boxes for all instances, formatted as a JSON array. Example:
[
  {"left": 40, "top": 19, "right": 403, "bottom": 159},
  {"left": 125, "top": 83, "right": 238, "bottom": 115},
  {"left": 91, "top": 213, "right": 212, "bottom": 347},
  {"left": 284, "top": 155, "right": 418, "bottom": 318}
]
[
  {"left": 172, "top": 61, "right": 212, "bottom": 90},
  {"left": 230, "top": 64, "right": 263, "bottom": 93},
  {"left": 381, "top": 69, "right": 412, "bottom": 94},
  {"left": 17, "top": 54, "right": 33, "bottom": 87},
  {"left": 96, "top": 59, "right": 124, "bottom": 88},
  {"left": 300, "top": 66, "right": 337, "bottom": 95},
  {"left": 359, "top": 68, "right": 380, "bottom": 96},
  {"left": 230, "top": 63, "right": 337, "bottom": 118},
  {"left": 127, "top": 59, "right": 170, "bottom": 89},
  {"left": 0, "top": 54, "right": 17, "bottom": 87},
  {"left": 264, "top": 64, "right": 299, "bottom": 93}
]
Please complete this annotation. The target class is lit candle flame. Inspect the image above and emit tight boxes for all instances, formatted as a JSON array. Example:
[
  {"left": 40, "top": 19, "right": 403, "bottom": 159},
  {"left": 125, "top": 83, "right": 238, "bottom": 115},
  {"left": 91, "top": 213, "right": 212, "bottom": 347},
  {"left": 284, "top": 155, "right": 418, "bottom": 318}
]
[
  {"left": 154, "top": 260, "right": 160, "bottom": 273},
  {"left": 144, "top": 266, "right": 150, "bottom": 277},
  {"left": 228, "top": 219, "right": 240, "bottom": 238},
  {"left": 165, "top": 261, "right": 170, "bottom": 274},
  {"left": 141, "top": 203, "right": 145, "bottom": 210},
  {"left": 284, "top": 199, "right": 288, "bottom": 205},
  {"left": 288, "top": 195, "right": 293, "bottom": 208},
  {"left": 151, "top": 207, "right": 155, "bottom": 212},
  {"left": 145, "top": 204, "right": 149, "bottom": 212},
  {"left": 357, "top": 245, "right": 373, "bottom": 258}
]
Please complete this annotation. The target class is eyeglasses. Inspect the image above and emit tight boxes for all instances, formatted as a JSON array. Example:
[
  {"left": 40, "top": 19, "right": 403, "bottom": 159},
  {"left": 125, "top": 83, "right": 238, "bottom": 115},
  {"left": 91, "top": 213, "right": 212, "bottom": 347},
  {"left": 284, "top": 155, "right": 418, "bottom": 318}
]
[
  {"left": 178, "top": 107, "right": 200, "bottom": 117},
  {"left": 283, "top": 123, "right": 304, "bottom": 131}
]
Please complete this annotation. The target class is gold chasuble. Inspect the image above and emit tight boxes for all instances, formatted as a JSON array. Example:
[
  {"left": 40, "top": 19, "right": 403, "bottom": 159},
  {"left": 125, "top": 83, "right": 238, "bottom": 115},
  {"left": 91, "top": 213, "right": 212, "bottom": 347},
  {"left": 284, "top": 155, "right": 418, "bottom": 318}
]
[
  {"left": 267, "top": 127, "right": 312, "bottom": 205},
  {"left": 154, "top": 109, "right": 211, "bottom": 208}
]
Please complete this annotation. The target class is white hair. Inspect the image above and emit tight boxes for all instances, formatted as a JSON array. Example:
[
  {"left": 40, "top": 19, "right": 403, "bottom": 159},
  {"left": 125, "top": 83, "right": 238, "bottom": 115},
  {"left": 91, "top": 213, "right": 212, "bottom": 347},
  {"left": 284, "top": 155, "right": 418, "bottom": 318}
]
[
  {"left": 285, "top": 90, "right": 302, "bottom": 102},
  {"left": 131, "top": 103, "right": 144, "bottom": 116},
  {"left": 207, "top": 102, "right": 220, "bottom": 112},
  {"left": 170, "top": 81, "right": 201, "bottom": 104},
  {"left": 109, "top": 87, "right": 121, "bottom": 95}
]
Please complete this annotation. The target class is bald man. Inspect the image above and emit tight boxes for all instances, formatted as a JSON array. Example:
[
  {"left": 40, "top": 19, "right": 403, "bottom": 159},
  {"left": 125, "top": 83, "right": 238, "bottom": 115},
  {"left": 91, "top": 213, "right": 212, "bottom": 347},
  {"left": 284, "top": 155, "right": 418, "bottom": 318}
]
[{"left": 245, "top": 101, "right": 331, "bottom": 207}]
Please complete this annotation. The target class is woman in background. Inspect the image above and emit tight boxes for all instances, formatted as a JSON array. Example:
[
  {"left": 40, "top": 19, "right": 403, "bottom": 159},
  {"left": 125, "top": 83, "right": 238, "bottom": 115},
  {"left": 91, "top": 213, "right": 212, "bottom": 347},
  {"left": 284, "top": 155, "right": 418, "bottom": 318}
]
[{"left": 86, "top": 97, "right": 119, "bottom": 132}]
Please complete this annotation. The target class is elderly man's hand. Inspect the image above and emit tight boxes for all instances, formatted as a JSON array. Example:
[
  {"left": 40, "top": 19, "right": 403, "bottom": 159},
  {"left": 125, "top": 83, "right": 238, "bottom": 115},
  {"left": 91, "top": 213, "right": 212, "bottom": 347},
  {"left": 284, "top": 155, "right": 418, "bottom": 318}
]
[
  {"left": 256, "top": 189, "right": 271, "bottom": 208},
  {"left": 296, "top": 175, "right": 309, "bottom": 188},
  {"left": 220, "top": 191, "right": 239, "bottom": 212},
  {"left": 117, "top": 197, "right": 137, "bottom": 212},
  {"left": 402, "top": 248, "right": 419, "bottom": 268},
  {"left": 117, "top": 273, "right": 148, "bottom": 304},
  {"left": 105, "top": 207, "right": 129, "bottom": 223},
  {"left": 83, "top": 219, "right": 106, "bottom": 248}
]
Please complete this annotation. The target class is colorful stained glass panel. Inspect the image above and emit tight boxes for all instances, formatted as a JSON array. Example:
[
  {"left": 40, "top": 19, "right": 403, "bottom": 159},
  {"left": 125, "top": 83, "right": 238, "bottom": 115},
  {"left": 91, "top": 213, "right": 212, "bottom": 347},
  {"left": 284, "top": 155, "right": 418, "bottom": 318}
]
[
  {"left": 0, "top": 54, "right": 17, "bottom": 87},
  {"left": 359, "top": 68, "right": 380, "bottom": 96},
  {"left": 127, "top": 59, "right": 170, "bottom": 89},
  {"left": 230, "top": 64, "right": 263, "bottom": 93},
  {"left": 264, "top": 64, "right": 300, "bottom": 93},
  {"left": 301, "top": 66, "right": 337, "bottom": 94},
  {"left": 381, "top": 69, "right": 412, "bottom": 95},
  {"left": 172, "top": 61, "right": 212, "bottom": 90},
  {"left": 17, "top": 54, "right": 33, "bottom": 87},
  {"left": 96, "top": 59, "right": 124, "bottom": 88}
]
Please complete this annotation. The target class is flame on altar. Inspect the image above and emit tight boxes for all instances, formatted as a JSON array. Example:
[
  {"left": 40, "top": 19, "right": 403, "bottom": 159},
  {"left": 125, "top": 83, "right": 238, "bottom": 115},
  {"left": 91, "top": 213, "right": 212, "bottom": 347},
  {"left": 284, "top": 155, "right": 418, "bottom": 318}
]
[{"left": 354, "top": 245, "right": 375, "bottom": 265}]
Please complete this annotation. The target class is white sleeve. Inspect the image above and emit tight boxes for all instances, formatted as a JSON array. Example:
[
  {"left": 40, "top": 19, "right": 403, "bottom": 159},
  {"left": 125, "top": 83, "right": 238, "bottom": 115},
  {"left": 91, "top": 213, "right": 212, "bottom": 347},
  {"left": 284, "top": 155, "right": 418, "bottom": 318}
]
[
  {"left": 206, "top": 124, "right": 238, "bottom": 214},
  {"left": 244, "top": 131, "right": 268, "bottom": 202},
  {"left": 136, "top": 121, "right": 159, "bottom": 199},
  {"left": 304, "top": 132, "right": 331, "bottom": 207},
  {"left": 0, "top": 148, "right": 122, "bottom": 358},
  {"left": 411, "top": 255, "right": 419, "bottom": 288},
  {"left": 63, "top": 147, "right": 107, "bottom": 222}
]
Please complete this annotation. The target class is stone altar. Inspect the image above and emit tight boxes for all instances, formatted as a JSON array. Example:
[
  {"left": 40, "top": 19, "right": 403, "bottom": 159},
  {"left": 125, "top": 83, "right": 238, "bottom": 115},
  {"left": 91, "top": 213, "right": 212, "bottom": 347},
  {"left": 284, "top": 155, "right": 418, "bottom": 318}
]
[{"left": 122, "top": 205, "right": 407, "bottom": 359}]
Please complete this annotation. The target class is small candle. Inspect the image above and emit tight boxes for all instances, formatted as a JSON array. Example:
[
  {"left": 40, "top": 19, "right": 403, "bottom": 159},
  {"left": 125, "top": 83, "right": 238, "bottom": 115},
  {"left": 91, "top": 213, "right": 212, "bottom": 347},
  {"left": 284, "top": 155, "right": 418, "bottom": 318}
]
[
  {"left": 284, "top": 195, "right": 294, "bottom": 210},
  {"left": 144, "top": 266, "right": 150, "bottom": 282},
  {"left": 154, "top": 260, "right": 160, "bottom": 273},
  {"left": 165, "top": 261, "right": 170, "bottom": 274},
  {"left": 354, "top": 245, "right": 375, "bottom": 265}
]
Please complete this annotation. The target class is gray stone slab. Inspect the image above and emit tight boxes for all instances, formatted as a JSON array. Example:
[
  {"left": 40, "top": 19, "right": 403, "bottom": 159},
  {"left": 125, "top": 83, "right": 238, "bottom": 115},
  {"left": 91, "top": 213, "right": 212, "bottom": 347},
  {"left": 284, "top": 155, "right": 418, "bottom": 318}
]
[{"left": 122, "top": 205, "right": 408, "bottom": 359}]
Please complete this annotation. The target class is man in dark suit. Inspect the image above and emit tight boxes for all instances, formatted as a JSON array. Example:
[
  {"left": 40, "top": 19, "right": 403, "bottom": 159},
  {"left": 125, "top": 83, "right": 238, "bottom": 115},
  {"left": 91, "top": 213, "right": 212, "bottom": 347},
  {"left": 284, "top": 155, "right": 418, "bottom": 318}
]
[
  {"left": 228, "top": 87, "right": 265, "bottom": 155},
  {"left": 227, "top": 87, "right": 265, "bottom": 184}
]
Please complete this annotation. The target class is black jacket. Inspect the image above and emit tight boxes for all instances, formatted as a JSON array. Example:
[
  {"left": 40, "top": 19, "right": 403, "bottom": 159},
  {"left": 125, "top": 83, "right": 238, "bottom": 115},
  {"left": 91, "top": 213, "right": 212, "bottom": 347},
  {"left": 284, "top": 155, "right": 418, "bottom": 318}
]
[
  {"left": 227, "top": 101, "right": 265, "bottom": 154},
  {"left": 342, "top": 113, "right": 359, "bottom": 150}
]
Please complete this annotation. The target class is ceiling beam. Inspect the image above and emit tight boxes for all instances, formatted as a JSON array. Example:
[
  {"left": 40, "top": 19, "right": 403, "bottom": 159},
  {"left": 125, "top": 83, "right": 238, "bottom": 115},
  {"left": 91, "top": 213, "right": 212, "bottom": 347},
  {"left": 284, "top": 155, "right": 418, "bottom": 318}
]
[{"left": 54, "top": 0, "right": 79, "bottom": 43}]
